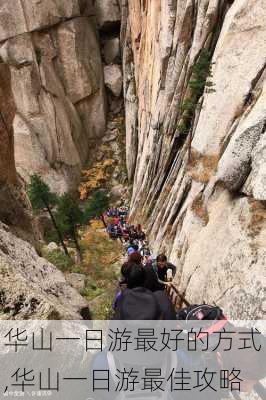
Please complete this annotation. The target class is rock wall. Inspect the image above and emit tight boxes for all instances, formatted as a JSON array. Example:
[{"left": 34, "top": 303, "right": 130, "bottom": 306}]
[
  {"left": 124, "top": 0, "right": 266, "bottom": 318},
  {"left": 0, "top": 0, "right": 106, "bottom": 193},
  {"left": 0, "top": 62, "right": 37, "bottom": 243},
  {"left": 0, "top": 0, "right": 115, "bottom": 319},
  {"left": 0, "top": 222, "right": 90, "bottom": 319}
]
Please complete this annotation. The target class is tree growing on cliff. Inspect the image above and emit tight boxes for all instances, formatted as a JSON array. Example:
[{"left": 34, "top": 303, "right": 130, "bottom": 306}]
[
  {"left": 179, "top": 49, "right": 215, "bottom": 160},
  {"left": 84, "top": 190, "right": 109, "bottom": 227},
  {"left": 56, "top": 194, "right": 84, "bottom": 261},
  {"left": 28, "top": 174, "right": 70, "bottom": 257}
]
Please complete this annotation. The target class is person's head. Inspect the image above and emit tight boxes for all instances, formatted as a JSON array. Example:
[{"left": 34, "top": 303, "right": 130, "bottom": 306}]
[
  {"left": 128, "top": 251, "right": 143, "bottom": 264},
  {"left": 157, "top": 254, "right": 167, "bottom": 268},
  {"left": 127, "top": 247, "right": 135, "bottom": 256},
  {"left": 127, "top": 264, "right": 146, "bottom": 289}
]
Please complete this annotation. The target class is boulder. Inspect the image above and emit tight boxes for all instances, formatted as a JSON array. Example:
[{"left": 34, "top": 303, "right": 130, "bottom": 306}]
[
  {"left": 108, "top": 96, "right": 124, "bottom": 114},
  {"left": 103, "top": 37, "right": 120, "bottom": 64},
  {"left": 94, "top": 0, "right": 120, "bottom": 30},
  {"left": 66, "top": 273, "right": 86, "bottom": 292},
  {"left": 102, "top": 128, "right": 119, "bottom": 143},
  {"left": 107, "top": 121, "right": 117, "bottom": 130},
  {"left": 104, "top": 64, "right": 122, "bottom": 97},
  {"left": 0, "top": 0, "right": 80, "bottom": 42},
  {"left": 111, "top": 184, "right": 127, "bottom": 199},
  {"left": 56, "top": 17, "right": 102, "bottom": 104},
  {"left": 46, "top": 242, "right": 59, "bottom": 252},
  {"left": 0, "top": 222, "right": 89, "bottom": 319}
]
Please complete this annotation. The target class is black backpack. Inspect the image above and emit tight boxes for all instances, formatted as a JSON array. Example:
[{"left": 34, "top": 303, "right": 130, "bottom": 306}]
[
  {"left": 176, "top": 304, "right": 228, "bottom": 346},
  {"left": 176, "top": 303, "right": 225, "bottom": 321},
  {"left": 116, "top": 287, "right": 161, "bottom": 320}
]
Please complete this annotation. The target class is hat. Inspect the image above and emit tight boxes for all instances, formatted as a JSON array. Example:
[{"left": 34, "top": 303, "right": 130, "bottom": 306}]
[{"left": 127, "top": 247, "right": 135, "bottom": 255}]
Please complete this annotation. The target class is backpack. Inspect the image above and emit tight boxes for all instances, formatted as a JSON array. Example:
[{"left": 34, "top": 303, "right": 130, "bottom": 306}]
[
  {"left": 114, "top": 287, "right": 161, "bottom": 320},
  {"left": 175, "top": 304, "right": 229, "bottom": 399},
  {"left": 176, "top": 304, "right": 228, "bottom": 341},
  {"left": 176, "top": 303, "right": 226, "bottom": 321}
]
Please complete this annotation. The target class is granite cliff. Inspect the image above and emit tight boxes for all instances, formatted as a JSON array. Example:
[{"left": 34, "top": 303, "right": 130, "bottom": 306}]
[
  {"left": 0, "top": 0, "right": 265, "bottom": 319},
  {"left": 123, "top": 0, "right": 266, "bottom": 318}
]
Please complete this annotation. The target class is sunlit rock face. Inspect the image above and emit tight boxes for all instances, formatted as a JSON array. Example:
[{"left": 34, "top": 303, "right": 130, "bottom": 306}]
[
  {"left": 0, "top": 0, "right": 106, "bottom": 193},
  {"left": 0, "top": 63, "right": 37, "bottom": 243},
  {"left": 123, "top": 0, "right": 266, "bottom": 318}
]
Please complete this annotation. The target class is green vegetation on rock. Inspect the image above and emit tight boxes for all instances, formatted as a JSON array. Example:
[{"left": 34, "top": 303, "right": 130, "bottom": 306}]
[{"left": 179, "top": 49, "right": 215, "bottom": 136}]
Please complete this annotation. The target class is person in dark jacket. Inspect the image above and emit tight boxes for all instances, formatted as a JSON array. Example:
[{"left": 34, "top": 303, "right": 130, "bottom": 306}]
[
  {"left": 114, "top": 264, "right": 176, "bottom": 320},
  {"left": 120, "top": 251, "right": 143, "bottom": 284},
  {"left": 136, "top": 224, "right": 146, "bottom": 241},
  {"left": 145, "top": 254, "right": 176, "bottom": 291}
]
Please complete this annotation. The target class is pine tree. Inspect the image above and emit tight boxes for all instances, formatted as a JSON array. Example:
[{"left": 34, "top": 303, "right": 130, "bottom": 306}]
[
  {"left": 56, "top": 194, "right": 84, "bottom": 261},
  {"left": 179, "top": 49, "right": 215, "bottom": 136},
  {"left": 84, "top": 190, "right": 109, "bottom": 227},
  {"left": 28, "top": 174, "right": 70, "bottom": 257}
]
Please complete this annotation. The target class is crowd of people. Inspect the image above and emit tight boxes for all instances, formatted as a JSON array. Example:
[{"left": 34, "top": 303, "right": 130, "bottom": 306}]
[
  {"left": 105, "top": 207, "right": 146, "bottom": 244},
  {"left": 92, "top": 205, "right": 266, "bottom": 399},
  {"left": 103, "top": 206, "right": 178, "bottom": 319}
]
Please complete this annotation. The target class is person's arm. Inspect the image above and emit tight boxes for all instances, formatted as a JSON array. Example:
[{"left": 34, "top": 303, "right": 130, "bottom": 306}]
[
  {"left": 167, "top": 262, "right": 177, "bottom": 277},
  {"left": 156, "top": 272, "right": 167, "bottom": 285},
  {"left": 154, "top": 269, "right": 171, "bottom": 286}
]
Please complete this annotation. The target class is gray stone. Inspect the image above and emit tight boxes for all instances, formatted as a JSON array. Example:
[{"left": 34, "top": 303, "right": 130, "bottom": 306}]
[
  {"left": 0, "top": 0, "right": 80, "bottom": 42},
  {"left": 103, "top": 128, "right": 119, "bottom": 143},
  {"left": 94, "top": 0, "right": 120, "bottom": 30},
  {"left": 103, "top": 37, "right": 120, "bottom": 64},
  {"left": 104, "top": 64, "right": 122, "bottom": 97},
  {"left": 66, "top": 273, "right": 86, "bottom": 292},
  {"left": 109, "top": 96, "right": 124, "bottom": 114},
  {"left": 111, "top": 184, "right": 126, "bottom": 199},
  {"left": 46, "top": 242, "right": 59, "bottom": 252}
]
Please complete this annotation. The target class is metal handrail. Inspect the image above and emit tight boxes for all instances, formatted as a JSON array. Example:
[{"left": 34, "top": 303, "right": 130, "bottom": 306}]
[{"left": 165, "top": 282, "right": 190, "bottom": 309}]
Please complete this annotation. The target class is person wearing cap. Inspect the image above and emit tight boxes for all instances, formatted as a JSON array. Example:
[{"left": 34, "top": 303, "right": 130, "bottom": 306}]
[{"left": 127, "top": 247, "right": 135, "bottom": 256}]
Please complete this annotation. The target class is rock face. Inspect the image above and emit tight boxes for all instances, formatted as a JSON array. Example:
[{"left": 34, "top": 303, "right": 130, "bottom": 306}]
[
  {"left": 104, "top": 64, "right": 123, "bottom": 97},
  {"left": 66, "top": 273, "right": 86, "bottom": 293},
  {"left": 0, "top": 223, "right": 90, "bottom": 319},
  {"left": 124, "top": 0, "right": 266, "bottom": 318},
  {"left": 103, "top": 37, "right": 121, "bottom": 64},
  {"left": 94, "top": 0, "right": 121, "bottom": 31},
  {"left": 0, "top": 1, "right": 106, "bottom": 193},
  {"left": 0, "top": 64, "right": 38, "bottom": 244},
  {"left": 0, "top": 0, "right": 104, "bottom": 320}
]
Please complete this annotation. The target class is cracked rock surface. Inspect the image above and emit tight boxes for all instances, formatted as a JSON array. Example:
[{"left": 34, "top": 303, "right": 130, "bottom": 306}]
[
  {"left": 0, "top": 0, "right": 106, "bottom": 193},
  {"left": 123, "top": 0, "right": 266, "bottom": 318}
]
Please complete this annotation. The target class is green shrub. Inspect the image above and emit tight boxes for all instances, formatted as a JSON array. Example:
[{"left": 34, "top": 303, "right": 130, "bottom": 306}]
[
  {"left": 43, "top": 228, "right": 60, "bottom": 244},
  {"left": 81, "top": 279, "right": 105, "bottom": 301},
  {"left": 42, "top": 249, "right": 74, "bottom": 272},
  {"left": 28, "top": 174, "right": 70, "bottom": 257},
  {"left": 179, "top": 49, "right": 215, "bottom": 135},
  {"left": 83, "top": 190, "right": 109, "bottom": 221}
]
